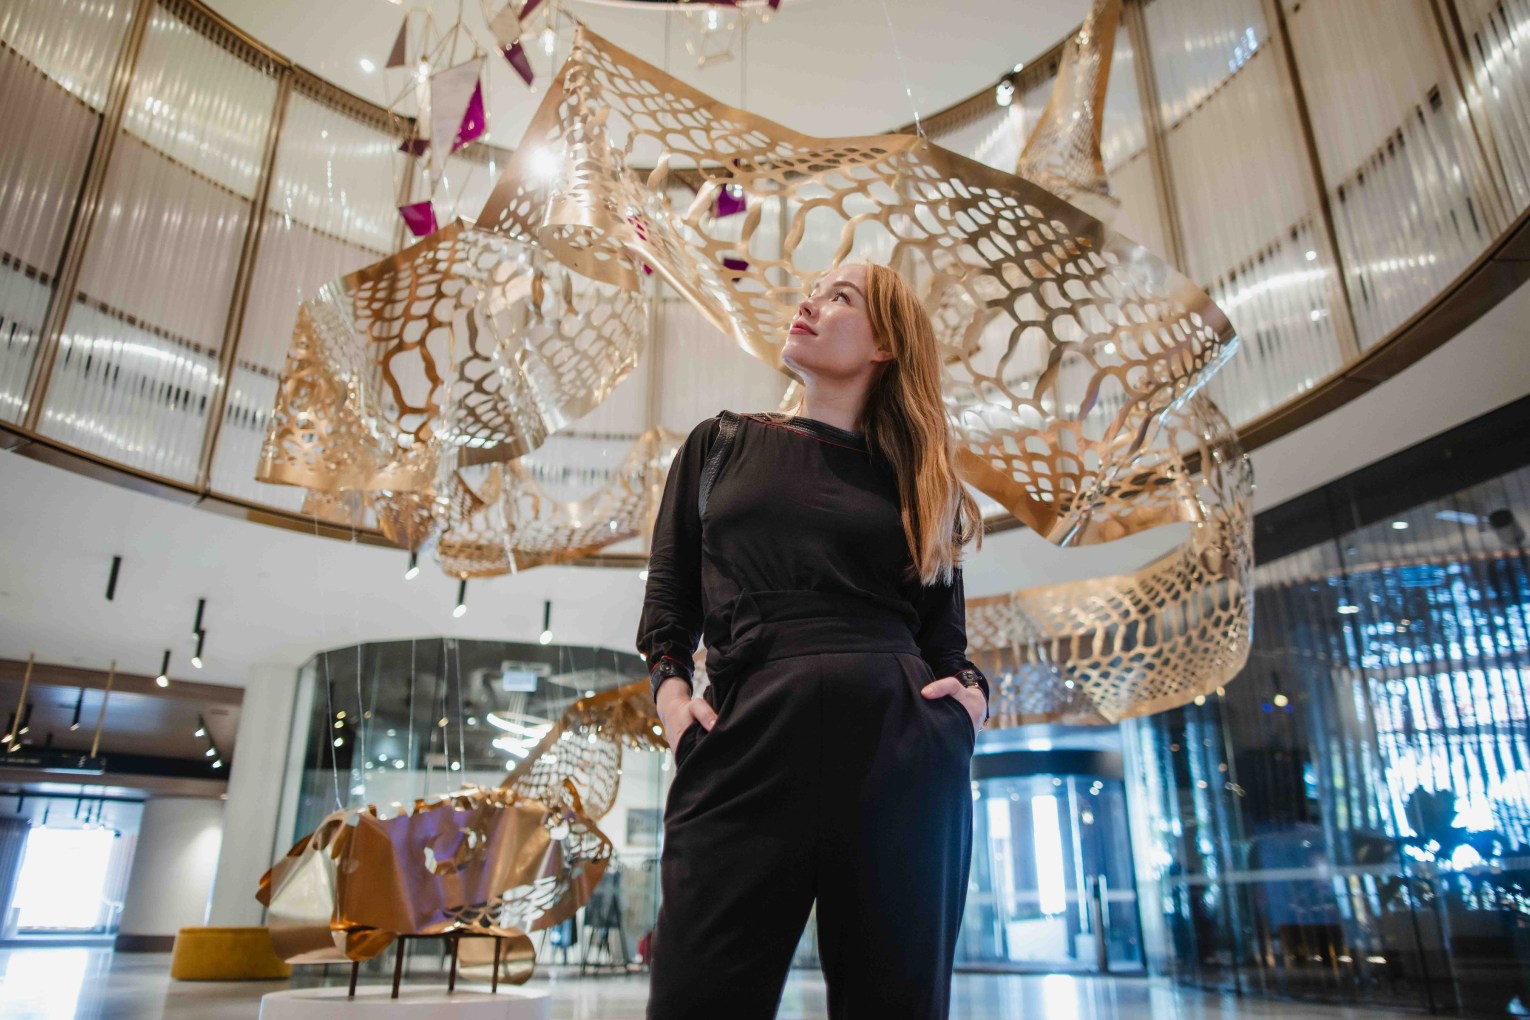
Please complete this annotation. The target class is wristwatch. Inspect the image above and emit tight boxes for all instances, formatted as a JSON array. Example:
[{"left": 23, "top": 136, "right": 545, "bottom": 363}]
[
  {"left": 648, "top": 655, "right": 692, "bottom": 701},
  {"left": 955, "top": 667, "right": 990, "bottom": 724}
]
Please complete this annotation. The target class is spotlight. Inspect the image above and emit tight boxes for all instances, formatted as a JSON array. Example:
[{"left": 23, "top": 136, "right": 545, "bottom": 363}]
[
  {"left": 1489, "top": 508, "right": 1526, "bottom": 548},
  {"left": 194, "top": 715, "right": 206, "bottom": 738},
  {"left": 539, "top": 600, "right": 553, "bottom": 645},
  {"left": 105, "top": 555, "right": 122, "bottom": 601},
  {"left": 192, "top": 598, "right": 206, "bottom": 637},
  {"left": 211, "top": 759, "right": 223, "bottom": 769},
  {"left": 69, "top": 689, "right": 84, "bottom": 732},
  {"left": 191, "top": 630, "right": 206, "bottom": 670},
  {"left": 404, "top": 551, "right": 420, "bottom": 580},
  {"left": 995, "top": 78, "right": 1015, "bottom": 108},
  {"left": 453, "top": 579, "right": 468, "bottom": 618},
  {"left": 204, "top": 747, "right": 216, "bottom": 757},
  {"left": 155, "top": 650, "right": 171, "bottom": 688}
]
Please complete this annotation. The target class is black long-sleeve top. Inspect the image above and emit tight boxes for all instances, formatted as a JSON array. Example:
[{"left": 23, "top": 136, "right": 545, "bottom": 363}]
[{"left": 637, "top": 410, "right": 988, "bottom": 711}]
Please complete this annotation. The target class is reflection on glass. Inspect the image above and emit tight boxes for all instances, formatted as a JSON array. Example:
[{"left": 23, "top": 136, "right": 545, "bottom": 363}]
[{"left": 1125, "top": 402, "right": 1530, "bottom": 1014}]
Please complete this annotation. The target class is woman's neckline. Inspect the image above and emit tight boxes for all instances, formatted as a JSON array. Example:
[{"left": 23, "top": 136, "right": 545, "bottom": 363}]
[
  {"left": 788, "top": 414, "right": 863, "bottom": 441},
  {"left": 746, "top": 412, "right": 868, "bottom": 449}
]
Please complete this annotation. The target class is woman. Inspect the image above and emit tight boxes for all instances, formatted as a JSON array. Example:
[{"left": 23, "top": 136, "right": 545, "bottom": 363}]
[{"left": 637, "top": 260, "right": 988, "bottom": 1020}]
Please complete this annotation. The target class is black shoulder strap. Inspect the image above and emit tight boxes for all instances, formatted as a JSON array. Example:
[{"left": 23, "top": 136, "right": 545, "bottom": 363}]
[{"left": 698, "top": 410, "right": 741, "bottom": 518}]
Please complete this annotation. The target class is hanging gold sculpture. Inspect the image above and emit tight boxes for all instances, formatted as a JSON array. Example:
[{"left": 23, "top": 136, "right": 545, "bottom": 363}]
[
  {"left": 1015, "top": 0, "right": 1122, "bottom": 221},
  {"left": 258, "top": 679, "right": 665, "bottom": 977},
  {"left": 966, "top": 394, "right": 1252, "bottom": 725},
  {"left": 256, "top": 17, "right": 1250, "bottom": 720},
  {"left": 469, "top": 25, "right": 1252, "bottom": 720},
  {"left": 257, "top": 220, "right": 648, "bottom": 493},
  {"left": 437, "top": 425, "right": 683, "bottom": 577}
]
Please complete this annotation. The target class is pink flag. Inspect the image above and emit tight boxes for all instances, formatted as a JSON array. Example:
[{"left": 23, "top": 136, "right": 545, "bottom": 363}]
[
  {"left": 715, "top": 184, "right": 746, "bottom": 218},
  {"left": 502, "top": 41, "right": 534, "bottom": 86},
  {"left": 399, "top": 202, "right": 438, "bottom": 236},
  {"left": 452, "top": 81, "right": 486, "bottom": 152}
]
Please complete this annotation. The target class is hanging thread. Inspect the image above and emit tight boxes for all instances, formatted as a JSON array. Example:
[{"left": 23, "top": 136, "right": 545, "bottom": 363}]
[{"left": 876, "top": 0, "right": 926, "bottom": 140}]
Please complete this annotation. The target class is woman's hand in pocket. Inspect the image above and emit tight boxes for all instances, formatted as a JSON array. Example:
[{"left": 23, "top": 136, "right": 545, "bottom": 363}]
[
  {"left": 655, "top": 676, "right": 718, "bottom": 753},
  {"left": 920, "top": 675, "right": 985, "bottom": 736}
]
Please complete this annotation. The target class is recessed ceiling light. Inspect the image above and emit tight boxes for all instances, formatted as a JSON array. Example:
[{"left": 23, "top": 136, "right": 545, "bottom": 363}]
[{"left": 359, "top": 58, "right": 376, "bottom": 73}]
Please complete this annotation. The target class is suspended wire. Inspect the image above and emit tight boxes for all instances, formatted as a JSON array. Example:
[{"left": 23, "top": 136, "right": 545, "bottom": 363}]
[
  {"left": 311, "top": 509, "right": 343, "bottom": 811},
  {"left": 408, "top": 637, "right": 419, "bottom": 799},
  {"left": 876, "top": 0, "right": 925, "bottom": 140}
]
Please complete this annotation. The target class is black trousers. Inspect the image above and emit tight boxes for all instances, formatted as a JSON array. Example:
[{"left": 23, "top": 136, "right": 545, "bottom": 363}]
[{"left": 647, "top": 629, "right": 976, "bottom": 1019}]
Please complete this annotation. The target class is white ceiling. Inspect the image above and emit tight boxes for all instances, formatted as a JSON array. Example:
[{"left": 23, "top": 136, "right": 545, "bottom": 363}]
[{"left": 202, "top": 0, "right": 1090, "bottom": 142}]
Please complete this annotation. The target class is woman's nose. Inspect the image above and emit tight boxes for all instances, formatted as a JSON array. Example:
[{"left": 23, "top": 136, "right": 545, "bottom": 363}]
[{"left": 797, "top": 295, "right": 815, "bottom": 318}]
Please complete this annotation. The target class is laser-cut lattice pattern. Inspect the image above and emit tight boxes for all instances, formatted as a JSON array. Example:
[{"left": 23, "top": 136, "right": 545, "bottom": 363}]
[
  {"left": 1015, "top": 0, "right": 1122, "bottom": 219},
  {"left": 436, "top": 426, "right": 682, "bottom": 577},
  {"left": 967, "top": 395, "right": 1252, "bottom": 725},
  {"left": 256, "top": 219, "right": 647, "bottom": 494},
  {"left": 501, "top": 680, "right": 671, "bottom": 822}
]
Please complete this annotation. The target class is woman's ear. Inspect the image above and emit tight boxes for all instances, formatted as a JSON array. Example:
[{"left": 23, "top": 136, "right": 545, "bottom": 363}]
[{"left": 870, "top": 346, "right": 895, "bottom": 364}]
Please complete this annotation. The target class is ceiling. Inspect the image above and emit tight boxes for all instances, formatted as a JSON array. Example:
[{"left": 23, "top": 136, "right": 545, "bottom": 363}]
[
  {"left": 202, "top": 0, "right": 1090, "bottom": 142},
  {"left": 0, "top": 675, "right": 239, "bottom": 765}
]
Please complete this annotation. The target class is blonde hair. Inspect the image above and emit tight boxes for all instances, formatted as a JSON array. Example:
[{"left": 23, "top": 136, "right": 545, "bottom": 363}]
[{"left": 770, "top": 260, "right": 982, "bottom": 585}]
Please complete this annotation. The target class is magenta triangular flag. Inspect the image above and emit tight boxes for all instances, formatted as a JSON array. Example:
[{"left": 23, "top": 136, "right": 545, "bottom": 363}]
[
  {"left": 502, "top": 41, "right": 534, "bottom": 86},
  {"left": 399, "top": 201, "right": 438, "bottom": 236},
  {"left": 715, "top": 185, "right": 746, "bottom": 218},
  {"left": 452, "top": 81, "right": 486, "bottom": 152}
]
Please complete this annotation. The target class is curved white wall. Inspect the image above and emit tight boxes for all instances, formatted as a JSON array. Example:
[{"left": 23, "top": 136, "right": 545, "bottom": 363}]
[{"left": 117, "top": 796, "right": 224, "bottom": 946}]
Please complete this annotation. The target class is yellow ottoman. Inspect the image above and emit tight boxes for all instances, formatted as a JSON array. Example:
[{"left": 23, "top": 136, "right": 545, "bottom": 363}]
[{"left": 169, "top": 926, "right": 292, "bottom": 981}]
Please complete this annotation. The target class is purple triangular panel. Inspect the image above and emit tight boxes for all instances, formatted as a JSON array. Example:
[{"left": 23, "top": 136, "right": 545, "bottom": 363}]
[
  {"left": 386, "top": 21, "right": 407, "bottom": 68},
  {"left": 502, "top": 41, "right": 534, "bottom": 86},
  {"left": 399, "top": 201, "right": 438, "bottom": 236},
  {"left": 715, "top": 186, "right": 746, "bottom": 218},
  {"left": 452, "top": 81, "right": 486, "bottom": 152}
]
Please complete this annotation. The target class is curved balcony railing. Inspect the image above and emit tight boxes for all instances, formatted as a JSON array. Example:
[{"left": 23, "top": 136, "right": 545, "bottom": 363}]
[{"left": 1, "top": 0, "right": 1528, "bottom": 554}]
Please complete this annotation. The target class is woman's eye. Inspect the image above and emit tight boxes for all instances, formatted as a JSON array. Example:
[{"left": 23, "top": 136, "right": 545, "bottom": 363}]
[{"left": 833, "top": 292, "right": 849, "bottom": 303}]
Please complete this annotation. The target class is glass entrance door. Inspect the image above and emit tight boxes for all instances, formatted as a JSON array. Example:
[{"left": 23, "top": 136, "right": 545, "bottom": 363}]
[{"left": 958, "top": 774, "right": 1143, "bottom": 972}]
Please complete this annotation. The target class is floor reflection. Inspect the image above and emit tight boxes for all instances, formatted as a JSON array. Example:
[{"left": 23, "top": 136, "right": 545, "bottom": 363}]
[{"left": 0, "top": 948, "right": 1435, "bottom": 1019}]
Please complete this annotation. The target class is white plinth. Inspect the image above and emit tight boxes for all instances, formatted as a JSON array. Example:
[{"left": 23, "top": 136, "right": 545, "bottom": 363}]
[{"left": 258, "top": 984, "right": 550, "bottom": 1019}]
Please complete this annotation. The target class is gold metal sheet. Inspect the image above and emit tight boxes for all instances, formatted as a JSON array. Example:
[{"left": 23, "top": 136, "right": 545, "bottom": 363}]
[
  {"left": 437, "top": 426, "right": 682, "bottom": 577},
  {"left": 1016, "top": 0, "right": 1123, "bottom": 221},
  {"left": 256, "top": 219, "right": 648, "bottom": 494},
  {"left": 258, "top": 781, "right": 612, "bottom": 972}
]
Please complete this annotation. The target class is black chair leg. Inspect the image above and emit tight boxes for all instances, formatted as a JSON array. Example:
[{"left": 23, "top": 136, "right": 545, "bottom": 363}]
[
  {"left": 391, "top": 937, "right": 406, "bottom": 999},
  {"left": 492, "top": 937, "right": 503, "bottom": 994},
  {"left": 347, "top": 959, "right": 359, "bottom": 999}
]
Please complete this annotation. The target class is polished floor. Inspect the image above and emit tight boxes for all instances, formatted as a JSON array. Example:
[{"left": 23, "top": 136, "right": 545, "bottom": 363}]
[{"left": 0, "top": 948, "right": 1431, "bottom": 1019}]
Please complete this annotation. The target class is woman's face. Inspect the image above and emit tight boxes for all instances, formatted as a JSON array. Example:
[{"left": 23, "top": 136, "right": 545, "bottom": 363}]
[{"left": 782, "top": 264, "right": 893, "bottom": 382}]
